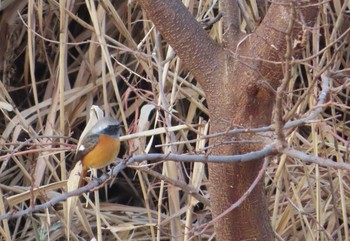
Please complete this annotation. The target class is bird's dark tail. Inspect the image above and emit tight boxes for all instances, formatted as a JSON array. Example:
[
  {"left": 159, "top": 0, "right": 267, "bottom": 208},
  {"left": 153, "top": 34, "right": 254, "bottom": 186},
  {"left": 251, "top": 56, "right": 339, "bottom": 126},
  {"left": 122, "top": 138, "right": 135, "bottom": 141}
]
[{"left": 78, "top": 167, "right": 87, "bottom": 188}]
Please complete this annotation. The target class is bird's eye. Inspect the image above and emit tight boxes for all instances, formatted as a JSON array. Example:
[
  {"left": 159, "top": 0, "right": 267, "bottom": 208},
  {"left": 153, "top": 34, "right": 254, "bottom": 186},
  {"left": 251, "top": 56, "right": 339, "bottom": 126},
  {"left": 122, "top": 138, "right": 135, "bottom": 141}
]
[
  {"left": 108, "top": 125, "right": 120, "bottom": 131},
  {"left": 101, "top": 124, "right": 121, "bottom": 135}
]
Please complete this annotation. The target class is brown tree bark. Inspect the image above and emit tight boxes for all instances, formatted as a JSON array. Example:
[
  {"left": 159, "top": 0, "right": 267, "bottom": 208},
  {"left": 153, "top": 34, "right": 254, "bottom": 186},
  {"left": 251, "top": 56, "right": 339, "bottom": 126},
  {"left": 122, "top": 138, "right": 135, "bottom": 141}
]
[{"left": 136, "top": 0, "right": 320, "bottom": 240}]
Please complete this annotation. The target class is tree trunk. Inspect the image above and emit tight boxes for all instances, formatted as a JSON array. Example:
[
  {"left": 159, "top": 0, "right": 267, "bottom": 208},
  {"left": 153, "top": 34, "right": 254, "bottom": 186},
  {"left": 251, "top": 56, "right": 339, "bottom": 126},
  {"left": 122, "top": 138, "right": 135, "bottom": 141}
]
[{"left": 136, "top": 0, "right": 319, "bottom": 240}]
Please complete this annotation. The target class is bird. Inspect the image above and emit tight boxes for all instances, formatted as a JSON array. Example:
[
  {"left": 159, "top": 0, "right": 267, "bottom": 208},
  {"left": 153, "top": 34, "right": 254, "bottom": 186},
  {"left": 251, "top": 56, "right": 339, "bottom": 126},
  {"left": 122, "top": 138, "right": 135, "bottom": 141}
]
[{"left": 74, "top": 117, "right": 123, "bottom": 187}]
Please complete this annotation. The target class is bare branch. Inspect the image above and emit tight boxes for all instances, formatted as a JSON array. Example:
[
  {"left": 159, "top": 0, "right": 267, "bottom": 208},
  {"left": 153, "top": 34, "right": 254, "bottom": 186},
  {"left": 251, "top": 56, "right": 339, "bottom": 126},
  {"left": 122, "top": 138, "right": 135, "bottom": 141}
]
[
  {"left": 203, "top": 12, "right": 223, "bottom": 30},
  {"left": 136, "top": 0, "right": 224, "bottom": 89},
  {"left": 221, "top": 0, "right": 241, "bottom": 49},
  {"left": 124, "top": 144, "right": 277, "bottom": 165},
  {"left": 237, "top": 0, "right": 254, "bottom": 32},
  {"left": 0, "top": 145, "right": 277, "bottom": 221},
  {"left": 283, "top": 74, "right": 330, "bottom": 128},
  {"left": 274, "top": 1, "right": 295, "bottom": 149},
  {"left": 282, "top": 148, "right": 350, "bottom": 172},
  {"left": 0, "top": 160, "right": 127, "bottom": 221}
]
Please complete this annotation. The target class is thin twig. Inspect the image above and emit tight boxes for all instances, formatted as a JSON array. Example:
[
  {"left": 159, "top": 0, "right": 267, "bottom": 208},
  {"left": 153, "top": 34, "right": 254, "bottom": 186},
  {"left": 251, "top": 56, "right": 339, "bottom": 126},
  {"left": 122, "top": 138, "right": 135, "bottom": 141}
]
[
  {"left": 0, "top": 160, "right": 127, "bottom": 220},
  {"left": 274, "top": 1, "right": 295, "bottom": 149},
  {"left": 203, "top": 12, "right": 223, "bottom": 30},
  {"left": 237, "top": 0, "right": 254, "bottom": 32}
]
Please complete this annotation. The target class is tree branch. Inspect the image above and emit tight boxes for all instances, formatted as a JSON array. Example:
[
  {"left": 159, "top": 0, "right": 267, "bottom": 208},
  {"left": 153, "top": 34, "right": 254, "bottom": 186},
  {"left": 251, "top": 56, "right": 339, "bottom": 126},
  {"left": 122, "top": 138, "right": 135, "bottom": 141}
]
[
  {"left": 282, "top": 148, "right": 350, "bottom": 171},
  {"left": 0, "top": 146, "right": 277, "bottom": 221},
  {"left": 136, "top": 0, "right": 224, "bottom": 89},
  {"left": 0, "top": 160, "right": 127, "bottom": 221},
  {"left": 221, "top": 0, "right": 241, "bottom": 49},
  {"left": 274, "top": 1, "right": 295, "bottom": 149}
]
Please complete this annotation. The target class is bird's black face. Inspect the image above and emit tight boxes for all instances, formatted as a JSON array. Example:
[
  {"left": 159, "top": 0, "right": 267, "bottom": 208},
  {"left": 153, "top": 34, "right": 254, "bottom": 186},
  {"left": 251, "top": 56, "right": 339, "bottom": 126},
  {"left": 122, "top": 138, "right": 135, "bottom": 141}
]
[{"left": 100, "top": 124, "right": 122, "bottom": 137}]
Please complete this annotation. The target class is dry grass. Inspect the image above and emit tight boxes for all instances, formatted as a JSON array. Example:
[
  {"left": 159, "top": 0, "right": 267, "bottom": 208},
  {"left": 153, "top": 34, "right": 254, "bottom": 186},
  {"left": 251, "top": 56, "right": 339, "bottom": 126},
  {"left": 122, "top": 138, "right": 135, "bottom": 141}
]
[{"left": 0, "top": 0, "right": 349, "bottom": 240}]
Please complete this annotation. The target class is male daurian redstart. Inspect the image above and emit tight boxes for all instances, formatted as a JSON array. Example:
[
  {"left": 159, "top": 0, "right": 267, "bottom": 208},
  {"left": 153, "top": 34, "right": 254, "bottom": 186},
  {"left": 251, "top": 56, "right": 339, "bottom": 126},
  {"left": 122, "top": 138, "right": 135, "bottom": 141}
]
[{"left": 74, "top": 117, "right": 123, "bottom": 187}]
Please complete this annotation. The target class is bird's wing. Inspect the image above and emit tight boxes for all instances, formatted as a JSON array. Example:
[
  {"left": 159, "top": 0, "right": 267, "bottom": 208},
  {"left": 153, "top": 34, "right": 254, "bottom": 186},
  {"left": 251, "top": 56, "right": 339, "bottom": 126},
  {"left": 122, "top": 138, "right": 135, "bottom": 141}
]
[{"left": 73, "top": 134, "right": 99, "bottom": 163}]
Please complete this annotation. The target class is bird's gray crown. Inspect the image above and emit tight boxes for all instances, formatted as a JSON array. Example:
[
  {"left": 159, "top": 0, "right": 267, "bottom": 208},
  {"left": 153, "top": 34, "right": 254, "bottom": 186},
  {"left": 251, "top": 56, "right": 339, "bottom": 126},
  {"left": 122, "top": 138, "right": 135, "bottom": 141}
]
[{"left": 88, "top": 117, "right": 122, "bottom": 138}]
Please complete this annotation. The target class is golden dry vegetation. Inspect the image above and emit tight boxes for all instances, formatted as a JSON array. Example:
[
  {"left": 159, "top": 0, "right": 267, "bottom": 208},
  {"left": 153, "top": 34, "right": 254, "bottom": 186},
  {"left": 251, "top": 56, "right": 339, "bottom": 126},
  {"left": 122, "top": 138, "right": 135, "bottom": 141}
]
[{"left": 0, "top": 0, "right": 350, "bottom": 240}]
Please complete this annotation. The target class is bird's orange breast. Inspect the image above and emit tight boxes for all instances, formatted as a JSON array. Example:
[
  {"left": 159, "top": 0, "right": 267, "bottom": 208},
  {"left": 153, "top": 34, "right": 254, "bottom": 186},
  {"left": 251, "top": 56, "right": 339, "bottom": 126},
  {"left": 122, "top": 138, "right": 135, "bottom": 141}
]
[{"left": 82, "top": 134, "right": 120, "bottom": 169}]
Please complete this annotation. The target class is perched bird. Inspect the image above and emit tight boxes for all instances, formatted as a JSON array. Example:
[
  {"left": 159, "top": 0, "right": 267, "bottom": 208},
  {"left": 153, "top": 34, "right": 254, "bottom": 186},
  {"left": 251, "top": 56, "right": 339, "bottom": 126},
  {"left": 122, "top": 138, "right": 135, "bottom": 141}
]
[{"left": 74, "top": 117, "right": 123, "bottom": 187}]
